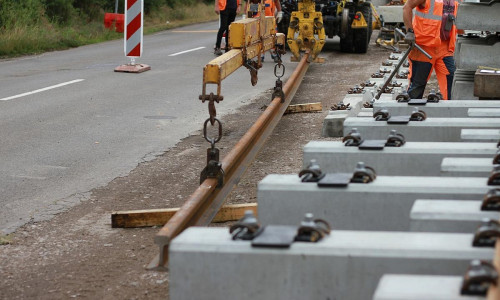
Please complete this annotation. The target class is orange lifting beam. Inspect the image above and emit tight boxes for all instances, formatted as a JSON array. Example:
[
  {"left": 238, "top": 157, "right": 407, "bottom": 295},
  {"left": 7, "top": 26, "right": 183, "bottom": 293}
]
[{"left": 199, "top": 9, "right": 286, "bottom": 101}]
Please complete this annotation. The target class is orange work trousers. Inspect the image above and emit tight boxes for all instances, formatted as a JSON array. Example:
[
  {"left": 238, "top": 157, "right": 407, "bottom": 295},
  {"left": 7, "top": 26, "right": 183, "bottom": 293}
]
[{"left": 407, "top": 40, "right": 456, "bottom": 100}]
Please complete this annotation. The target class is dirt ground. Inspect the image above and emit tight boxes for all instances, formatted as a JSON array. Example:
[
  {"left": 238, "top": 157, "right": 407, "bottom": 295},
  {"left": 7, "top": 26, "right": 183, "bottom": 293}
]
[{"left": 0, "top": 34, "right": 436, "bottom": 299}]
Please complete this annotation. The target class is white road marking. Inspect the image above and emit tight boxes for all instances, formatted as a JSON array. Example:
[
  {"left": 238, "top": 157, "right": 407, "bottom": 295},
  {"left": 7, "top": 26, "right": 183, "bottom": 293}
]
[
  {"left": 0, "top": 79, "right": 85, "bottom": 101},
  {"left": 168, "top": 47, "right": 205, "bottom": 57}
]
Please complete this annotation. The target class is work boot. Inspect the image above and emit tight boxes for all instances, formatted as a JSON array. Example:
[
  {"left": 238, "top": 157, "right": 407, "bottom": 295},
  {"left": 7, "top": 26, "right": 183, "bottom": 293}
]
[{"left": 214, "top": 48, "right": 223, "bottom": 56}]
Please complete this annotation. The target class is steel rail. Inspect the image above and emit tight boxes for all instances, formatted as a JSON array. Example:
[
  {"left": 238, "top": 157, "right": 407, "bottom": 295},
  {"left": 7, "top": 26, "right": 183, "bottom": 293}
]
[
  {"left": 487, "top": 240, "right": 500, "bottom": 299},
  {"left": 148, "top": 52, "right": 311, "bottom": 270}
]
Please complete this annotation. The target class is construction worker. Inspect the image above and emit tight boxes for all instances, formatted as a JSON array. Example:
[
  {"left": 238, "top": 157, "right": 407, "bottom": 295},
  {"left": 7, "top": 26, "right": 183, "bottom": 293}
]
[
  {"left": 214, "top": 0, "right": 241, "bottom": 56},
  {"left": 245, "top": 0, "right": 283, "bottom": 61},
  {"left": 403, "top": 0, "right": 460, "bottom": 100},
  {"left": 245, "top": 0, "right": 283, "bottom": 20}
]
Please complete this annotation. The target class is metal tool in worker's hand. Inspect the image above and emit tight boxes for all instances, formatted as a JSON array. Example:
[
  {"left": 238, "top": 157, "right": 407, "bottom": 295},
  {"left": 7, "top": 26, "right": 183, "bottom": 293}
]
[
  {"left": 200, "top": 118, "right": 224, "bottom": 188},
  {"left": 461, "top": 259, "right": 498, "bottom": 296},
  {"left": 367, "top": 28, "right": 432, "bottom": 107}
]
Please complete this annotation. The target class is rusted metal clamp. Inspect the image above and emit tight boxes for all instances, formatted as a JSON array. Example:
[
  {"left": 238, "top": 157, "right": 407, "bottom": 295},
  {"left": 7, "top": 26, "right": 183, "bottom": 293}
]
[
  {"left": 378, "top": 86, "right": 394, "bottom": 94},
  {"left": 385, "top": 129, "right": 406, "bottom": 147},
  {"left": 427, "top": 89, "right": 443, "bottom": 102},
  {"left": 343, "top": 128, "right": 405, "bottom": 149},
  {"left": 472, "top": 218, "right": 500, "bottom": 247},
  {"left": 388, "top": 81, "right": 402, "bottom": 88},
  {"left": 348, "top": 85, "right": 365, "bottom": 94},
  {"left": 316, "top": 162, "right": 377, "bottom": 187},
  {"left": 200, "top": 118, "right": 224, "bottom": 188},
  {"left": 388, "top": 55, "right": 399, "bottom": 61},
  {"left": 380, "top": 68, "right": 391, "bottom": 74},
  {"left": 244, "top": 59, "right": 260, "bottom": 86},
  {"left": 299, "top": 159, "right": 325, "bottom": 182},
  {"left": 371, "top": 72, "right": 384, "bottom": 78},
  {"left": 331, "top": 101, "right": 351, "bottom": 111},
  {"left": 395, "top": 70, "right": 409, "bottom": 79},
  {"left": 461, "top": 260, "right": 498, "bottom": 296},
  {"left": 272, "top": 63, "right": 286, "bottom": 102},
  {"left": 481, "top": 189, "right": 500, "bottom": 211},
  {"left": 374, "top": 108, "right": 390, "bottom": 121},
  {"left": 493, "top": 149, "right": 500, "bottom": 164},
  {"left": 396, "top": 90, "right": 410, "bottom": 102},
  {"left": 342, "top": 128, "right": 364, "bottom": 146},
  {"left": 361, "top": 80, "right": 376, "bottom": 87},
  {"left": 410, "top": 108, "right": 427, "bottom": 121},
  {"left": 363, "top": 99, "right": 375, "bottom": 108},
  {"left": 382, "top": 60, "right": 393, "bottom": 66},
  {"left": 488, "top": 165, "right": 500, "bottom": 186},
  {"left": 199, "top": 92, "right": 224, "bottom": 125},
  {"left": 373, "top": 107, "right": 426, "bottom": 123},
  {"left": 230, "top": 210, "right": 262, "bottom": 240},
  {"left": 274, "top": 42, "right": 286, "bottom": 56},
  {"left": 295, "top": 213, "right": 331, "bottom": 243},
  {"left": 351, "top": 162, "right": 377, "bottom": 183}
]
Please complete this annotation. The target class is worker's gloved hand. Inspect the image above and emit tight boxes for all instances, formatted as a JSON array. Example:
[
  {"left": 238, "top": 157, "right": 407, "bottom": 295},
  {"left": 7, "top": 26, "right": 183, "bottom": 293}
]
[
  {"left": 404, "top": 31, "right": 415, "bottom": 45},
  {"left": 277, "top": 11, "right": 283, "bottom": 23}
]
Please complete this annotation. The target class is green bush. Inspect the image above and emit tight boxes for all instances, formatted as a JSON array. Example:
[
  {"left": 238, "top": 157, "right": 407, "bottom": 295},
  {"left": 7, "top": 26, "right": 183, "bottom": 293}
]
[
  {"left": 0, "top": 0, "right": 216, "bottom": 57},
  {"left": 43, "top": 0, "right": 77, "bottom": 24},
  {"left": 0, "top": 0, "right": 46, "bottom": 29}
]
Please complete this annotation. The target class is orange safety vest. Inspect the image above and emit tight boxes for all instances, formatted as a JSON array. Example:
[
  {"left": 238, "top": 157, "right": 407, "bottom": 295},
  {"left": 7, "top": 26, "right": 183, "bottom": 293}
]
[
  {"left": 250, "top": 0, "right": 275, "bottom": 17},
  {"left": 413, "top": 0, "right": 459, "bottom": 52},
  {"left": 264, "top": 0, "right": 275, "bottom": 17},
  {"left": 218, "top": 0, "right": 241, "bottom": 11}
]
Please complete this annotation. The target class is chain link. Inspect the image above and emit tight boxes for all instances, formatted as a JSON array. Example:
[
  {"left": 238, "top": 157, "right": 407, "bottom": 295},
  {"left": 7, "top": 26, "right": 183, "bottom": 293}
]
[{"left": 272, "top": 43, "right": 286, "bottom": 102}]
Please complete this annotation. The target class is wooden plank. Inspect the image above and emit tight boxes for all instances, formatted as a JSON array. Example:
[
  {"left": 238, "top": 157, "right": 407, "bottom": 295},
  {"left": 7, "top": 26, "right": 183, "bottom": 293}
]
[
  {"left": 285, "top": 102, "right": 322, "bottom": 114},
  {"left": 112, "top": 203, "right": 257, "bottom": 228}
]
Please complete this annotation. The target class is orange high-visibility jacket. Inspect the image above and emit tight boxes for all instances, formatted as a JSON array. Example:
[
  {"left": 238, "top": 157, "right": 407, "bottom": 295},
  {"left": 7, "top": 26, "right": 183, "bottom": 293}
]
[
  {"left": 413, "top": 0, "right": 459, "bottom": 52},
  {"left": 250, "top": 0, "right": 276, "bottom": 17},
  {"left": 218, "top": 0, "right": 241, "bottom": 11},
  {"left": 264, "top": 0, "right": 276, "bottom": 16}
]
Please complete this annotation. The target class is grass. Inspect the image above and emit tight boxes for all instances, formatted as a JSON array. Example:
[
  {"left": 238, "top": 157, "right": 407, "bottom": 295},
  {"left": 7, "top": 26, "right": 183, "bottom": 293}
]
[
  {"left": 0, "top": 2, "right": 218, "bottom": 58},
  {"left": 0, "top": 234, "right": 13, "bottom": 245}
]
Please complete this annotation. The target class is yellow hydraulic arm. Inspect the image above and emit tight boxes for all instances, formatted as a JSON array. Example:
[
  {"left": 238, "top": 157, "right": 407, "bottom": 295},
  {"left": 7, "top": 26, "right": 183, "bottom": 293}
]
[
  {"left": 199, "top": 1, "right": 286, "bottom": 105},
  {"left": 287, "top": 0, "right": 326, "bottom": 61}
]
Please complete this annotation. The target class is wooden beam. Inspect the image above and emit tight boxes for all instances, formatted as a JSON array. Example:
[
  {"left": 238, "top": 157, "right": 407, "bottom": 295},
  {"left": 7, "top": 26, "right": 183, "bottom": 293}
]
[
  {"left": 285, "top": 102, "right": 322, "bottom": 114},
  {"left": 112, "top": 203, "right": 257, "bottom": 228}
]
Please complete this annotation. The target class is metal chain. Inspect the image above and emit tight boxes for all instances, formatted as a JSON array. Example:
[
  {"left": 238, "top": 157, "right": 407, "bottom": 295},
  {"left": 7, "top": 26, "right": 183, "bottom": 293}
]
[{"left": 272, "top": 43, "right": 286, "bottom": 102}]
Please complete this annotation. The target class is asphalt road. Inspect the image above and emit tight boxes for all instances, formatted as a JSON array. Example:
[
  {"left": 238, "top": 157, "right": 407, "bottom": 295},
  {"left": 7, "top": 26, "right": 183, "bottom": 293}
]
[{"left": 0, "top": 20, "right": 295, "bottom": 234}]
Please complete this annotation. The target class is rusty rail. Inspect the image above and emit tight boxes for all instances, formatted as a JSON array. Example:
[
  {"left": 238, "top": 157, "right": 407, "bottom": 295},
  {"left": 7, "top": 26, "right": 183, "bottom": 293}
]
[
  {"left": 487, "top": 240, "right": 500, "bottom": 299},
  {"left": 148, "top": 52, "right": 311, "bottom": 270}
]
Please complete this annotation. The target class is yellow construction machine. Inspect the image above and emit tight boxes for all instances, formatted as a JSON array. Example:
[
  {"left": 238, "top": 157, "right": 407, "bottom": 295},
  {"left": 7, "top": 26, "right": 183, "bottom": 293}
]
[{"left": 280, "top": 0, "right": 379, "bottom": 60}]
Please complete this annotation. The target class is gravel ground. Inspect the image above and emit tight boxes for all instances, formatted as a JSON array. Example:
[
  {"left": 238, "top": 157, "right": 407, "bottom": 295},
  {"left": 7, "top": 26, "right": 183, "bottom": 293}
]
[{"left": 0, "top": 33, "right": 438, "bottom": 299}]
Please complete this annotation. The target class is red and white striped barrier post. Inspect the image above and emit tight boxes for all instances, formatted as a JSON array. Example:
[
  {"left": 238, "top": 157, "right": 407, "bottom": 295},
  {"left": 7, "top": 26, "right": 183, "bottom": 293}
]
[{"left": 115, "top": 0, "right": 150, "bottom": 73}]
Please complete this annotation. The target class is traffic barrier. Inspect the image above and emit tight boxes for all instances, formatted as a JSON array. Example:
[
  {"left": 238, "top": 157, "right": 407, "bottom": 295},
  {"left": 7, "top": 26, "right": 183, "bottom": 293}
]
[
  {"left": 114, "top": 0, "right": 150, "bottom": 73},
  {"left": 103, "top": 13, "right": 124, "bottom": 33}
]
